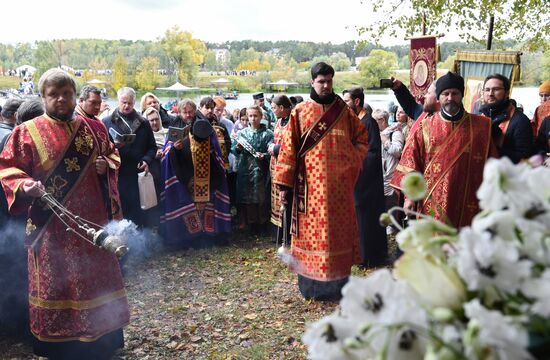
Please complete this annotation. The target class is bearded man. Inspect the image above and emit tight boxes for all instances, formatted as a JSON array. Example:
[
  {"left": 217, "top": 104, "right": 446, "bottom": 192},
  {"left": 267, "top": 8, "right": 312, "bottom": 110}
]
[
  {"left": 274, "top": 62, "right": 369, "bottom": 301},
  {"left": 391, "top": 72, "right": 497, "bottom": 228},
  {"left": 0, "top": 68, "right": 129, "bottom": 359}
]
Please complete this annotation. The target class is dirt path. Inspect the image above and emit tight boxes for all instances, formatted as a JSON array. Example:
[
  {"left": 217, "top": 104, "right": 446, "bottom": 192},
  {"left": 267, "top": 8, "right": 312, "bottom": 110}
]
[{"left": 0, "top": 234, "right": 338, "bottom": 359}]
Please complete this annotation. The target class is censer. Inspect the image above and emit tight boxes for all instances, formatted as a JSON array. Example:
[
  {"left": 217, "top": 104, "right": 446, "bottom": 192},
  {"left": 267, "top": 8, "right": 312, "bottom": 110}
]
[
  {"left": 276, "top": 204, "right": 291, "bottom": 259},
  {"left": 40, "top": 192, "right": 129, "bottom": 257}
]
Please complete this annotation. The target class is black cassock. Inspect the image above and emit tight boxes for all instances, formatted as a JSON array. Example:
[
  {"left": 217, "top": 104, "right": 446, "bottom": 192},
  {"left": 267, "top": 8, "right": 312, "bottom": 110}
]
[{"left": 353, "top": 113, "right": 388, "bottom": 267}]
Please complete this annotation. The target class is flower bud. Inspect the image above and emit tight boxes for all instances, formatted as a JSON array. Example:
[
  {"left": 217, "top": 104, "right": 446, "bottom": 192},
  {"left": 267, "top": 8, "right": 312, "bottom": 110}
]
[
  {"left": 401, "top": 172, "right": 427, "bottom": 201},
  {"left": 379, "top": 213, "right": 392, "bottom": 226},
  {"left": 431, "top": 307, "right": 455, "bottom": 322}
]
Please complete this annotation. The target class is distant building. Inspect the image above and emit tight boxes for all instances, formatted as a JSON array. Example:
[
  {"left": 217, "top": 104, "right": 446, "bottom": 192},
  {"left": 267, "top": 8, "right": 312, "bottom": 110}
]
[{"left": 213, "top": 49, "right": 230, "bottom": 64}]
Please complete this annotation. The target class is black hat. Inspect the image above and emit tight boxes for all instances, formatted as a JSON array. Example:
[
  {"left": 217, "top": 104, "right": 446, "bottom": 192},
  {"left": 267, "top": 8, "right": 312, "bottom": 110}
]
[
  {"left": 192, "top": 119, "right": 214, "bottom": 141},
  {"left": 435, "top": 72, "right": 465, "bottom": 98},
  {"left": 252, "top": 92, "right": 264, "bottom": 100},
  {"left": 1, "top": 98, "right": 23, "bottom": 118}
]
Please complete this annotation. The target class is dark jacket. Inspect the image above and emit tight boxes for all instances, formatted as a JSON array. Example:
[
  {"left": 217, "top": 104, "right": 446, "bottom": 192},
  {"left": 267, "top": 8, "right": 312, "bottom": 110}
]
[
  {"left": 0, "top": 122, "right": 15, "bottom": 152},
  {"left": 159, "top": 106, "right": 176, "bottom": 128},
  {"left": 480, "top": 99, "right": 533, "bottom": 163},
  {"left": 393, "top": 83, "right": 424, "bottom": 120},
  {"left": 102, "top": 109, "right": 157, "bottom": 226}
]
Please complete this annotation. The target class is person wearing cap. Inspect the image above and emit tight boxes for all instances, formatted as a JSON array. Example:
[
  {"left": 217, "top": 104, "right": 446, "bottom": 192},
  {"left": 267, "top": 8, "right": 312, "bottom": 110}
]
[
  {"left": 273, "top": 62, "right": 369, "bottom": 301},
  {"left": 342, "top": 87, "right": 387, "bottom": 268},
  {"left": 0, "top": 98, "right": 23, "bottom": 151},
  {"left": 160, "top": 117, "right": 231, "bottom": 248},
  {"left": 479, "top": 73, "right": 533, "bottom": 164},
  {"left": 391, "top": 71, "right": 497, "bottom": 228},
  {"left": 252, "top": 92, "right": 276, "bottom": 129},
  {"left": 532, "top": 80, "right": 550, "bottom": 136}
]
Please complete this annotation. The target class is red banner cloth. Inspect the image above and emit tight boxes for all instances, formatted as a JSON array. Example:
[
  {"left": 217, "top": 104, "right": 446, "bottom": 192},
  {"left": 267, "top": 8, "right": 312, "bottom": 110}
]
[{"left": 409, "top": 36, "right": 437, "bottom": 104}]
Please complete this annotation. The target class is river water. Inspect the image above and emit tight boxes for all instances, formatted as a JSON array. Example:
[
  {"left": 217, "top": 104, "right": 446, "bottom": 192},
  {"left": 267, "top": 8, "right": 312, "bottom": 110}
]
[{"left": 106, "top": 87, "right": 540, "bottom": 119}]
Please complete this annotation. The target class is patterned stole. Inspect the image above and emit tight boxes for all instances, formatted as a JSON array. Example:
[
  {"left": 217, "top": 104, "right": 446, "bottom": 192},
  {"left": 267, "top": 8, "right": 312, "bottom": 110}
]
[
  {"left": 26, "top": 119, "right": 96, "bottom": 248},
  {"left": 422, "top": 113, "right": 488, "bottom": 225},
  {"left": 291, "top": 98, "right": 347, "bottom": 236},
  {"left": 190, "top": 135, "right": 211, "bottom": 202}
]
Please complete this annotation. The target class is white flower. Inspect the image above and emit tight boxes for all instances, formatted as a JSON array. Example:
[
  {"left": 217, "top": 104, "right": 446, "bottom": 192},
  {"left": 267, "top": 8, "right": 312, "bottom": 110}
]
[
  {"left": 340, "top": 271, "right": 428, "bottom": 359},
  {"left": 524, "top": 165, "right": 550, "bottom": 206},
  {"left": 515, "top": 217, "right": 550, "bottom": 266},
  {"left": 522, "top": 269, "right": 550, "bottom": 317},
  {"left": 455, "top": 228, "right": 532, "bottom": 293},
  {"left": 463, "top": 299, "right": 531, "bottom": 360},
  {"left": 477, "top": 157, "right": 539, "bottom": 215},
  {"left": 396, "top": 218, "right": 457, "bottom": 259},
  {"left": 401, "top": 172, "right": 427, "bottom": 201},
  {"left": 471, "top": 210, "right": 517, "bottom": 242},
  {"left": 302, "top": 313, "right": 371, "bottom": 360},
  {"left": 394, "top": 251, "right": 466, "bottom": 310}
]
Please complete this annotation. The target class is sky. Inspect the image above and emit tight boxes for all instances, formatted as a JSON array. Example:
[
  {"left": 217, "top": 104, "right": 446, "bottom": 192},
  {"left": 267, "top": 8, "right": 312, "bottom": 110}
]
[{"left": 0, "top": 0, "right": 415, "bottom": 45}]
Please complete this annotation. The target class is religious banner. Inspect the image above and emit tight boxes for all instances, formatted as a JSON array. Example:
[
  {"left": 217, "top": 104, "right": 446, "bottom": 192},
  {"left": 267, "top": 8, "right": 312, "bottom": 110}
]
[
  {"left": 452, "top": 50, "right": 521, "bottom": 115},
  {"left": 409, "top": 36, "right": 438, "bottom": 104}
]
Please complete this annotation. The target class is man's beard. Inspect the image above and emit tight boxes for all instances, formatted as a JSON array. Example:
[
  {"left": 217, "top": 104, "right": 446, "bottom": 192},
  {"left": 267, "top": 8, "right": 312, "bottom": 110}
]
[
  {"left": 423, "top": 101, "right": 438, "bottom": 113},
  {"left": 48, "top": 110, "right": 74, "bottom": 122},
  {"left": 442, "top": 101, "right": 461, "bottom": 115}
]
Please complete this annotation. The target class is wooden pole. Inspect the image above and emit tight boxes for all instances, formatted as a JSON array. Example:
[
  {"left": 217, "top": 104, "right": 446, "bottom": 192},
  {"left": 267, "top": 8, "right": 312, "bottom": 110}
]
[
  {"left": 422, "top": 13, "right": 427, "bottom": 35},
  {"left": 487, "top": 15, "right": 494, "bottom": 50}
]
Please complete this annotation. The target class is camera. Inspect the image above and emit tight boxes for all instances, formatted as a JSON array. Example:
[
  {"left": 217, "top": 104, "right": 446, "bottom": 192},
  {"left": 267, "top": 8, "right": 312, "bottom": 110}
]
[{"left": 380, "top": 79, "right": 393, "bottom": 88}]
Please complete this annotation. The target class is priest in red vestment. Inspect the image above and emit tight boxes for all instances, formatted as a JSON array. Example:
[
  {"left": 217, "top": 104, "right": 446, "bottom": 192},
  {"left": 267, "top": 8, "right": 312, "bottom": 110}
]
[
  {"left": 391, "top": 72, "right": 497, "bottom": 228},
  {"left": 273, "top": 62, "right": 369, "bottom": 301},
  {"left": 0, "top": 68, "right": 129, "bottom": 359}
]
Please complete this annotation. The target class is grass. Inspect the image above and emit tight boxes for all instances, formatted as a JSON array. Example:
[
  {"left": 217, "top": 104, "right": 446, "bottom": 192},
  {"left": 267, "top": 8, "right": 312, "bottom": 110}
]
[{"left": 0, "top": 230, "right": 398, "bottom": 359}]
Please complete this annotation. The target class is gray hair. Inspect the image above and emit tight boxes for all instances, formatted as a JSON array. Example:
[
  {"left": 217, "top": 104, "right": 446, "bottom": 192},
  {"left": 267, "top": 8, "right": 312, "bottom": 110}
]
[
  {"left": 38, "top": 68, "right": 76, "bottom": 96},
  {"left": 117, "top": 87, "right": 136, "bottom": 100},
  {"left": 16, "top": 99, "right": 45, "bottom": 124},
  {"left": 79, "top": 85, "right": 102, "bottom": 101},
  {"left": 371, "top": 109, "right": 389, "bottom": 121}
]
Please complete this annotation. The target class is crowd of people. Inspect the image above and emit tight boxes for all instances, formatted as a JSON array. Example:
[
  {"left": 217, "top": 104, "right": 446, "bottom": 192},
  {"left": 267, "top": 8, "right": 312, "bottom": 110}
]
[{"left": 0, "top": 63, "right": 549, "bottom": 359}]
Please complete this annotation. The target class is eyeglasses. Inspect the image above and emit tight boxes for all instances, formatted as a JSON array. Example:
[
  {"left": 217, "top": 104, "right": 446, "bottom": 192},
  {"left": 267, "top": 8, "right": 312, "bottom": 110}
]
[{"left": 483, "top": 87, "right": 505, "bottom": 93}]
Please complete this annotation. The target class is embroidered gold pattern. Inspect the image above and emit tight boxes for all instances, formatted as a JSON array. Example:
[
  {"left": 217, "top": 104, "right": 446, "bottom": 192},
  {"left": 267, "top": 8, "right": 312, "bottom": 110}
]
[
  {"left": 75, "top": 126, "right": 94, "bottom": 155},
  {"left": 64, "top": 157, "right": 81, "bottom": 172},
  {"left": 45, "top": 176, "right": 68, "bottom": 198},
  {"left": 26, "top": 218, "right": 36, "bottom": 235}
]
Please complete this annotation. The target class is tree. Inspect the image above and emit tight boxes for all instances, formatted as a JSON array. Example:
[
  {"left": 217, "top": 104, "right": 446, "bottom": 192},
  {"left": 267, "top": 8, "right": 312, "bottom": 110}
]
[
  {"left": 203, "top": 51, "right": 218, "bottom": 72},
  {"left": 135, "top": 57, "right": 161, "bottom": 91},
  {"left": 359, "top": 49, "right": 398, "bottom": 88},
  {"left": 358, "top": 0, "right": 550, "bottom": 51},
  {"left": 161, "top": 26, "right": 206, "bottom": 83},
  {"left": 112, "top": 53, "right": 128, "bottom": 91},
  {"left": 236, "top": 59, "right": 270, "bottom": 72}
]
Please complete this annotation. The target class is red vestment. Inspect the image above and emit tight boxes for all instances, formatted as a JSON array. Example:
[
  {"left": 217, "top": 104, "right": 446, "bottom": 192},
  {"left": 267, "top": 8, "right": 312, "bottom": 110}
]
[
  {"left": 273, "top": 98, "right": 369, "bottom": 281},
  {"left": 391, "top": 111, "right": 494, "bottom": 227},
  {"left": 270, "top": 117, "right": 289, "bottom": 227},
  {"left": 532, "top": 101, "right": 550, "bottom": 136},
  {"left": 0, "top": 114, "right": 129, "bottom": 342}
]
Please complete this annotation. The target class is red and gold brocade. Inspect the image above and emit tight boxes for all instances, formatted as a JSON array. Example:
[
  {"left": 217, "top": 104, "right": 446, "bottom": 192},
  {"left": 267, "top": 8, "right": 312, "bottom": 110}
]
[
  {"left": 270, "top": 117, "right": 289, "bottom": 227},
  {"left": 273, "top": 100, "right": 369, "bottom": 281},
  {"left": 0, "top": 114, "right": 129, "bottom": 342},
  {"left": 391, "top": 111, "right": 494, "bottom": 228},
  {"left": 532, "top": 101, "right": 550, "bottom": 136}
]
